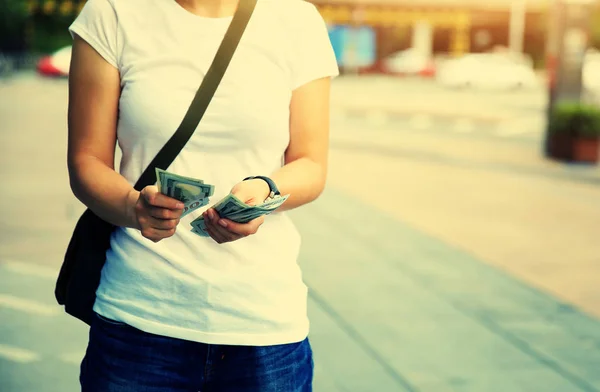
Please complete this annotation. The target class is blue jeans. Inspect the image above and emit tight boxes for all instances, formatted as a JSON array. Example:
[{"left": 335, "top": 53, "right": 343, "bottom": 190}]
[{"left": 80, "top": 312, "right": 314, "bottom": 392}]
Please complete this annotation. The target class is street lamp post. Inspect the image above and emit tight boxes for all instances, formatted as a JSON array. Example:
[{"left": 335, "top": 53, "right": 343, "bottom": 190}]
[{"left": 509, "top": 0, "right": 527, "bottom": 54}]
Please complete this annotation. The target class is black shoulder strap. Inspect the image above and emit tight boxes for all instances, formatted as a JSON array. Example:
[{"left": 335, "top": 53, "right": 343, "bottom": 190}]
[{"left": 134, "top": 0, "right": 257, "bottom": 190}]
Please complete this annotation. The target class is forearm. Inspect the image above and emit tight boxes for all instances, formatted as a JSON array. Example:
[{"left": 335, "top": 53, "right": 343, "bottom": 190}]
[
  {"left": 69, "top": 155, "right": 139, "bottom": 228},
  {"left": 270, "top": 157, "right": 326, "bottom": 212}
]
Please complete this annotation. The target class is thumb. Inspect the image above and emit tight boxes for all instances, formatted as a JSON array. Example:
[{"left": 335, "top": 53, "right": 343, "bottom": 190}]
[
  {"left": 141, "top": 185, "right": 160, "bottom": 204},
  {"left": 230, "top": 183, "right": 252, "bottom": 204},
  {"left": 232, "top": 189, "right": 259, "bottom": 206}
]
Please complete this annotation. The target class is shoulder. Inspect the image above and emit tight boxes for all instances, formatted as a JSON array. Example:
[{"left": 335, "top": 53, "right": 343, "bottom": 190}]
[{"left": 70, "top": 0, "right": 120, "bottom": 28}]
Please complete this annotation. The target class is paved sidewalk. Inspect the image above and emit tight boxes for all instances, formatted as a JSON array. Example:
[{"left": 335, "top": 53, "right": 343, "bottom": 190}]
[
  {"left": 329, "top": 125, "right": 600, "bottom": 185},
  {"left": 293, "top": 187, "right": 600, "bottom": 392},
  {"left": 313, "top": 78, "right": 600, "bottom": 390}
]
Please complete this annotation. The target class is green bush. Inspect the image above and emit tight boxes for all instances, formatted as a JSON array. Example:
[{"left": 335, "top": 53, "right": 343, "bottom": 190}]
[{"left": 549, "top": 102, "right": 600, "bottom": 138}]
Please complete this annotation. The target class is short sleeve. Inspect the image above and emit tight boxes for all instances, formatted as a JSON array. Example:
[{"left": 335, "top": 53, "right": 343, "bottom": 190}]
[
  {"left": 68, "top": 0, "right": 119, "bottom": 68},
  {"left": 289, "top": 3, "right": 340, "bottom": 90}
]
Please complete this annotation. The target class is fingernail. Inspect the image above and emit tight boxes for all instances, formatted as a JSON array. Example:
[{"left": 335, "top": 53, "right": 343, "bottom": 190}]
[
  {"left": 208, "top": 210, "right": 214, "bottom": 220},
  {"left": 176, "top": 202, "right": 184, "bottom": 209},
  {"left": 218, "top": 220, "right": 227, "bottom": 228}
]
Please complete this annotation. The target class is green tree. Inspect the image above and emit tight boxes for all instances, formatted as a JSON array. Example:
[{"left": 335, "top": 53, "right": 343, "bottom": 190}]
[
  {"left": 30, "top": 12, "right": 74, "bottom": 53},
  {"left": 0, "top": 0, "right": 28, "bottom": 52}
]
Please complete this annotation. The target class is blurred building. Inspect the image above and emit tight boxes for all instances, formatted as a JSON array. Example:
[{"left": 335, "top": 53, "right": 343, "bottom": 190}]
[
  {"left": 310, "top": 0, "right": 552, "bottom": 71},
  {"left": 21, "top": 0, "right": 600, "bottom": 71}
]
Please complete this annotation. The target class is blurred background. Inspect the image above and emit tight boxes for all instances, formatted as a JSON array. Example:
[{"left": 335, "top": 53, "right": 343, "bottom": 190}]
[{"left": 1, "top": 0, "right": 600, "bottom": 391}]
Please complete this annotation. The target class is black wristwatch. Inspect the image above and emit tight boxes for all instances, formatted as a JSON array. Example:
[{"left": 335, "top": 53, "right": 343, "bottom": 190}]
[{"left": 243, "top": 176, "right": 280, "bottom": 199}]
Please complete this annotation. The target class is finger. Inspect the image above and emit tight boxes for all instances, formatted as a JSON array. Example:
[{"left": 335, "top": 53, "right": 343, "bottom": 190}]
[
  {"left": 203, "top": 213, "right": 242, "bottom": 243},
  {"left": 138, "top": 215, "right": 179, "bottom": 231},
  {"left": 207, "top": 209, "right": 241, "bottom": 239},
  {"left": 147, "top": 217, "right": 179, "bottom": 231},
  {"left": 205, "top": 208, "right": 220, "bottom": 222},
  {"left": 208, "top": 216, "right": 242, "bottom": 242},
  {"left": 148, "top": 206, "right": 183, "bottom": 220},
  {"left": 204, "top": 209, "right": 226, "bottom": 232},
  {"left": 142, "top": 186, "right": 184, "bottom": 210},
  {"left": 218, "top": 216, "right": 265, "bottom": 236},
  {"left": 204, "top": 220, "right": 228, "bottom": 244}
]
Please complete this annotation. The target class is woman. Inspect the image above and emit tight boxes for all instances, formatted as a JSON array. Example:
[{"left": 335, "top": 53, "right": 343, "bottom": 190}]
[{"left": 67, "top": 0, "right": 339, "bottom": 390}]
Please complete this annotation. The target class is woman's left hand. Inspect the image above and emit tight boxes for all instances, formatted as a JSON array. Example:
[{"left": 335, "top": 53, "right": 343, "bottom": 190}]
[{"left": 202, "top": 178, "right": 271, "bottom": 244}]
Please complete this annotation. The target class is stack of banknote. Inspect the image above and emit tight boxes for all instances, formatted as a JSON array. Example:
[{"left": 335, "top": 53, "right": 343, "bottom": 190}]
[
  {"left": 155, "top": 168, "right": 289, "bottom": 238},
  {"left": 189, "top": 193, "right": 289, "bottom": 237},
  {"left": 155, "top": 168, "right": 215, "bottom": 218}
]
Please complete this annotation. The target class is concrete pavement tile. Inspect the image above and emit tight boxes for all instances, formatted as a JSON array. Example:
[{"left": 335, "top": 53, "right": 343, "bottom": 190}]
[
  {"left": 493, "top": 318, "right": 600, "bottom": 382},
  {"left": 308, "top": 295, "right": 408, "bottom": 392},
  {"left": 0, "top": 264, "right": 89, "bottom": 360},
  {"left": 312, "top": 361, "right": 345, "bottom": 392},
  {"left": 0, "top": 261, "right": 62, "bottom": 305},
  {"left": 0, "top": 359, "right": 81, "bottom": 392}
]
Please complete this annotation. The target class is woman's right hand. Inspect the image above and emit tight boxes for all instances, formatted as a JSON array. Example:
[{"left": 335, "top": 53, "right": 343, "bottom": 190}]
[{"left": 129, "top": 186, "right": 185, "bottom": 243}]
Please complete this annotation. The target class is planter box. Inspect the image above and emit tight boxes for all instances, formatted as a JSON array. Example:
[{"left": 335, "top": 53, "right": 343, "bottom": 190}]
[
  {"left": 573, "top": 137, "right": 600, "bottom": 163},
  {"left": 547, "top": 134, "right": 599, "bottom": 163}
]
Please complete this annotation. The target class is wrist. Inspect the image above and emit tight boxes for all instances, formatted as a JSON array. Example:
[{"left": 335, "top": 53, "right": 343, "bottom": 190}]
[
  {"left": 247, "top": 178, "right": 271, "bottom": 202},
  {"left": 125, "top": 189, "right": 141, "bottom": 229},
  {"left": 243, "top": 175, "right": 280, "bottom": 199}
]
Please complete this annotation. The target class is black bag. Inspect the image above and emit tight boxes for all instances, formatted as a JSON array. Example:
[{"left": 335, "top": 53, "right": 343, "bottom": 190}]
[{"left": 55, "top": 0, "right": 257, "bottom": 326}]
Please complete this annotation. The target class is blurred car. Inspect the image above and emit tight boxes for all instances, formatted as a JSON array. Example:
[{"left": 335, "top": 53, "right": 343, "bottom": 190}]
[
  {"left": 382, "top": 48, "right": 436, "bottom": 77},
  {"left": 436, "top": 53, "right": 539, "bottom": 90},
  {"left": 37, "top": 45, "right": 71, "bottom": 77}
]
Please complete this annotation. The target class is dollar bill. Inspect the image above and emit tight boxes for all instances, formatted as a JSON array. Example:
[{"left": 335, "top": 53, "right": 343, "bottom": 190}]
[
  {"left": 190, "top": 218, "right": 208, "bottom": 236},
  {"left": 191, "top": 224, "right": 209, "bottom": 237},
  {"left": 155, "top": 168, "right": 215, "bottom": 217},
  {"left": 215, "top": 193, "right": 288, "bottom": 221},
  {"left": 156, "top": 168, "right": 204, "bottom": 191},
  {"left": 182, "top": 197, "right": 210, "bottom": 217},
  {"left": 189, "top": 193, "right": 289, "bottom": 237},
  {"left": 252, "top": 195, "right": 288, "bottom": 211},
  {"left": 219, "top": 197, "right": 287, "bottom": 223},
  {"left": 156, "top": 168, "right": 214, "bottom": 202},
  {"left": 212, "top": 193, "right": 249, "bottom": 217}
]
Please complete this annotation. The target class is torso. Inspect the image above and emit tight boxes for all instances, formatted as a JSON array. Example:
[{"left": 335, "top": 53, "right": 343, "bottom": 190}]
[{"left": 70, "top": 0, "right": 337, "bottom": 346}]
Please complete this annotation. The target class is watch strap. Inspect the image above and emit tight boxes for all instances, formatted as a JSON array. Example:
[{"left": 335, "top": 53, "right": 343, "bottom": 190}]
[{"left": 243, "top": 176, "right": 280, "bottom": 198}]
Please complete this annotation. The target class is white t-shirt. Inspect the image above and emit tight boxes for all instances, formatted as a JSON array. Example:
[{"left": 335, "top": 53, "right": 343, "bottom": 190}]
[{"left": 69, "top": 0, "right": 339, "bottom": 346}]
